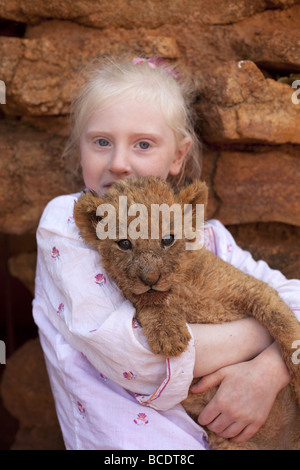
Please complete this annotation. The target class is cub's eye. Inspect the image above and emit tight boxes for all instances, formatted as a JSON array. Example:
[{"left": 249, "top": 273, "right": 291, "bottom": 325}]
[
  {"left": 161, "top": 234, "right": 175, "bottom": 248},
  {"left": 117, "top": 239, "right": 132, "bottom": 250}
]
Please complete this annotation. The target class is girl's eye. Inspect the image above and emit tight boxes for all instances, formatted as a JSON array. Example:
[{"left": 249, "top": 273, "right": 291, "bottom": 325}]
[
  {"left": 137, "top": 141, "right": 150, "bottom": 150},
  {"left": 96, "top": 138, "right": 110, "bottom": 147}
]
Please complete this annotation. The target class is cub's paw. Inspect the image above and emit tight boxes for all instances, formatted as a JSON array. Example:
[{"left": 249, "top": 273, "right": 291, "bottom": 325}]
[{"left": 146, "top": 325, "right": 191, "bottom": 358}]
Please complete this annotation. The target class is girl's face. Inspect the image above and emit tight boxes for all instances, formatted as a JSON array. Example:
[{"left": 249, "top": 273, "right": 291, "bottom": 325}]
[{"left": 79, "top": 98, "right": 191, "bottom": 195}]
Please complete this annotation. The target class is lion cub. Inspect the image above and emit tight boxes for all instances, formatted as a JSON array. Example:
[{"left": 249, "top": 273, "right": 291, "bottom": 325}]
[{"left": 74, "top": 176, "right": 300, "bottom": 450}]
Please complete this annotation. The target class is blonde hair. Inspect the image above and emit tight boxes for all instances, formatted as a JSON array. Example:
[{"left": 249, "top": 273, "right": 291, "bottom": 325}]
[{"left": 63, "top": 56, "right": 202, "bottom": 185}]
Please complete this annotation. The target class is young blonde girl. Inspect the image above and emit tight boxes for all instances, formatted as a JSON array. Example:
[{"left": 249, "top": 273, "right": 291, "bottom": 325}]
[{"left": 33, "top": 56, "right": 300, "bottom": 450}]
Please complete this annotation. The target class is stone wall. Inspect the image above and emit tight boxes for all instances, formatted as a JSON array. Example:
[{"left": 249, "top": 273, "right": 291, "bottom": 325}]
[
  {"left": 1, "top": 0, "right": 300, "bottom": 305},
  {"left": 0, "top": 0, "right": 300, "bottom": 451}
]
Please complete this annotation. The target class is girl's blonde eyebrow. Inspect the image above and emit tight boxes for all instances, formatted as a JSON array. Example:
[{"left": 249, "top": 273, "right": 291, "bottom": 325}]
[{"left": 85, "top": 130, "right": 162, "bottom": 140}]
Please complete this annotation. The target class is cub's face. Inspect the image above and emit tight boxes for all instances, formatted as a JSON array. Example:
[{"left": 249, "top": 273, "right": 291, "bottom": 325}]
[
  {"left": 74, "top": 176, "right": 208, "bottom": 307},
  {"left": 99, "top": 229, "right": 186, "bottom": 307}
]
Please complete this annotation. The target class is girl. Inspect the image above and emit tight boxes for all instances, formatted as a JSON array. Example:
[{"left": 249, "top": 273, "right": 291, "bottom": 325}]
[{"left": 33, "top": 56, "right": 300, "bottom": 450}]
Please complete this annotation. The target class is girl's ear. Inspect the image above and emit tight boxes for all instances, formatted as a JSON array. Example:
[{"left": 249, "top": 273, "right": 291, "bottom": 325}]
[
  {"left": 73, "top": 192, "right": 105, "bottom": 248},
  {"left": 169, "top": 137, "right": 192, "bottom": 175}
]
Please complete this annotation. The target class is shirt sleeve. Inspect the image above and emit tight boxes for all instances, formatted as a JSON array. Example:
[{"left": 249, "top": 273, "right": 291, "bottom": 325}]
[
  {"left": 205, "top": 219, "right": 300, "bottom": 322},
  {"left": 33, "top": 194, "right": 195, "bottom": 411}
]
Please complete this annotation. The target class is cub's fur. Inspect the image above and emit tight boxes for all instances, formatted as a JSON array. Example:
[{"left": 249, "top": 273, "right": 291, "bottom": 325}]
[{"left": 74, "top": 176, "right": 300, "bottom": 450}]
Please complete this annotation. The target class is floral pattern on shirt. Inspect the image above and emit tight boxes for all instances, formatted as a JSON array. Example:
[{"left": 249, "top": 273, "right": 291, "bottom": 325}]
[
  {"left": 77, "top": 401, "right": 86, "bottom": 417},
  {"left": 133, "top": 413, "right": 149, "bottom": 425},
  {"left": 95, "top": 273, "right": 106, "bottom": 286},
  {"left": 56, "top": 303, "right": 64, "bottom": 318},
  {"left": 123, "top": 371, "right": 137, "bottom": 380},
  {"left": 51, "top": 246, "right": 60, "bottom": 260}
]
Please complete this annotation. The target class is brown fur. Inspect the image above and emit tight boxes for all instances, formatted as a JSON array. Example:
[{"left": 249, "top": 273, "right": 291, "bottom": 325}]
[{"left": 74, "top": 176, "right": 300, "bottom": 450}]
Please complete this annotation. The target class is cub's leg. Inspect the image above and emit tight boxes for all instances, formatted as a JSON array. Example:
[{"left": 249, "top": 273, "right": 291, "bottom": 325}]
[
  {"left": 203, "top": 255, "right": 300, "bottom": 384},
  {"left": 235, "top": 279, "right": 300, "bottom": 383},
  {"left": 136, "top": 306, "right": 191, "bottom": 357}
]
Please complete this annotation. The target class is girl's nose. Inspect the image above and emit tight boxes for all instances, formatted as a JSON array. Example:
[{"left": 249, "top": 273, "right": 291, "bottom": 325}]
[{"left": 109, "top": 147, "right": 131, "bottom": 175}]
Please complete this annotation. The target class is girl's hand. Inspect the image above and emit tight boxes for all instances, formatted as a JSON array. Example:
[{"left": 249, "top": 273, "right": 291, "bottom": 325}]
[{"left": 190, "top": 342, "right": 291, "bottom": 443}]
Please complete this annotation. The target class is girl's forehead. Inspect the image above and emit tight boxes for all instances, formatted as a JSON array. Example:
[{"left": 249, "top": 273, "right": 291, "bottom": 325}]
[
  {"left": 85, "top": 98, "right": 170, "bottom": 131},
  {"left": 92, "top": 97, "right": 163, "bottom": 115}
]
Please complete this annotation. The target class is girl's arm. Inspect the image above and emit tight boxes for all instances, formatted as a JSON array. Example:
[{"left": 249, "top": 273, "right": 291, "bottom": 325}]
[{"left": 189, "top": 317, "right": 273, "bottom": 378}]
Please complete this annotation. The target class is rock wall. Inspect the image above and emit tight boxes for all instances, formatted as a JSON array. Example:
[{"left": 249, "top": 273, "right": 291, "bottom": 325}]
[{"left": 0, "top": 0, "right": 300, "bottom": 300}]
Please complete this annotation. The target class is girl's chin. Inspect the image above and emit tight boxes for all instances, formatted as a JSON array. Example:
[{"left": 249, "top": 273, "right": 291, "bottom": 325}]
[{"left": 101, "top": 184, "right": 114, "bottom": 195}]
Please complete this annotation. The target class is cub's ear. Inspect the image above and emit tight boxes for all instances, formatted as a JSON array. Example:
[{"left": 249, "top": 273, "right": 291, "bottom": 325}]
[
  {"left": 179, "top": 180, "right": 208, "bottom": 208},
  {"left": 73, "top": 192, "right": 105, "bottom": 248},
  {"left": 179, "top": 180, "right": 208, "bottom": 237}
]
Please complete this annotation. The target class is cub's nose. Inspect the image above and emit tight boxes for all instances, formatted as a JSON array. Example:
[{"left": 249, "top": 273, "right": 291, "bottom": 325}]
[{"left": 139, "top": 272, "right": 161, "bottom": 288}]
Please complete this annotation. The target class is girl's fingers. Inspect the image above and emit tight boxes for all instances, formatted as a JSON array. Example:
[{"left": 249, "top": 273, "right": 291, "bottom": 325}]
[
  {"left": 215, "top": 421, "right": 246, "bottom": 439},
  {"left": 190, "top": 370, "right": 223, "bottom": 394},
  {"left": 230, "top": 423, "right": 263, "bottom": 443}
]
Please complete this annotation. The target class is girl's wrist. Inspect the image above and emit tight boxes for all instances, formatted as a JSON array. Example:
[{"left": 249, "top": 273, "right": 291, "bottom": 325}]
[{"left": 251, "top": 341, "right": 291, "bottom": 394}]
